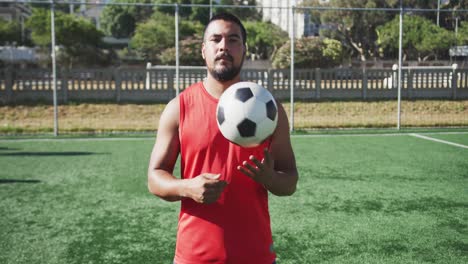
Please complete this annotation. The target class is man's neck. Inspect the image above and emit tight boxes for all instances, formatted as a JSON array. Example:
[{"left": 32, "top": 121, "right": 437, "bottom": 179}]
[{"left": 203, "top": 75, "right": 240, "bottom": 99}]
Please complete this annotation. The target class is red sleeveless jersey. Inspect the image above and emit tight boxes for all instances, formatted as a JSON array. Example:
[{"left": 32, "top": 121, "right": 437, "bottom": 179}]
[{"left": 175, "top": 82, "right": 276, "bottom": 264}]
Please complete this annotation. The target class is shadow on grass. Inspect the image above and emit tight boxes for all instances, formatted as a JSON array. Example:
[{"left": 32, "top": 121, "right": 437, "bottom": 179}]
[
  {"left": 0, "top": 151, "right": 109, "bottom": 156},
  {"left": 274, "top": 230, "right": 411, "bottom": 262},
  {"left": 275, "top": 231, "right": 468, "bottom": 263},
  {"left": 0, "top": 179, "right": 41, "bottom": 184},
  {"left": 65, "top": 208, "right": 176, "bottom": 264},
  {"left": 309, "top": 197, "right": 467, "bottom": 214},
  {"left": 0, "top": 147, "right": 20, "bottom": 151}
]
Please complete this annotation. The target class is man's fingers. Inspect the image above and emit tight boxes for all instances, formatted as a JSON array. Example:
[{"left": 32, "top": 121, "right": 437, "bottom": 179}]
[
  {"left": 203, "top": 173, "right": 221, "bottom": 180},
  {"left": 242, "top": 160, "right": 259, "bottom": 173},
  {"left": 263, "top": 148, "right": 272, "bottom": 165},
  {"left": 249, "top": 155, "right": 265, "bottom": 169},
  {"left": 203, "top": 184, "right": 227, "bottom": 204},
  {"left": 237, "top": 165, "right": 255, "bottom": 178}
]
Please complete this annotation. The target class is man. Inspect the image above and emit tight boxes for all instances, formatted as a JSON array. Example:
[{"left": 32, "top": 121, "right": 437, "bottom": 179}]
[{"left": 148, "top": 12, "right": 298, "bottom": 264}]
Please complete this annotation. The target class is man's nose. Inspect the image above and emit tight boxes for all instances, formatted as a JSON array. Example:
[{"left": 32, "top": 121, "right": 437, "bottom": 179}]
[{"left": 218, "top": 38, "right": 229, "bottom": 51}]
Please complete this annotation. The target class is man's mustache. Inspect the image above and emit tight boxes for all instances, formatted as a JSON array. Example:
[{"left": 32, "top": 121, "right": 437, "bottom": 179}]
[{"left": 215, "top": 53, "right": 233, "bottom": 62}]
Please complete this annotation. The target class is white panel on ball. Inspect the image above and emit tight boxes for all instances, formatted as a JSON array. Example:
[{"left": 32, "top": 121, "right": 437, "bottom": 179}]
[{"left": 216, "top": 81, "right": 278, "bottom": 148}]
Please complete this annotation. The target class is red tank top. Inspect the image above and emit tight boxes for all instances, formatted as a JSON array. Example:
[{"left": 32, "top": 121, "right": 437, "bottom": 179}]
[{"left": 175, "top": 82, "right": 276, "bottom": 264}]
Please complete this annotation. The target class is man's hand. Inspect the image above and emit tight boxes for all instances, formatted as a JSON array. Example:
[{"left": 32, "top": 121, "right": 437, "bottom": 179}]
[
  {"left": 186, "top": 173, "right": 228, "bottom": 204},
  {"left": 237, "top": 148, "right": 275, "bottom": 188}
]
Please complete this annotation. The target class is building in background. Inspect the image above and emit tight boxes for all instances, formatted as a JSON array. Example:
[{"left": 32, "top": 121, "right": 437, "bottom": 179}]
[
  {"left": 0, "top": 3, "right": 32, "bottom": 44},
  {"left": 69, "top": 0, "right": 105, "bottom": 30},
  {"left": 257, "top": 0, "right": 303, "bottom": 38},
  {"left": 0, "top": 2, "right": 31, "bottom": 22},
  {"left": 257, "top": 0, "right": 329, "bottom": 37}
]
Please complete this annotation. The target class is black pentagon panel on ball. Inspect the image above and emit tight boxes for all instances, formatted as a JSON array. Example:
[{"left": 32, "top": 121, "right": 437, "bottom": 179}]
[
  {"left": 237, "top": 118, "right": 256, "bottom": 137},
  {"left": 266, "top": 100, "right": 277, "bottom": 121},
  {"left": 217, "top": 106, "right": 225, "bottom": 125},
  {"left": 235, "top": 87, "right": 254, "bottom": 102}
]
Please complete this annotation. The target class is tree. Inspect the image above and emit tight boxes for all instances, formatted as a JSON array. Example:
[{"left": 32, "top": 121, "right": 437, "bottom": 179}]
[
  {"left": 26, "top": 8, "right": 113, "bottom": 67},
  {"left": 446, "top": 1, "right": 468, "bottom": 33},
  {"left": 154, "top": 0, "right": 193, "bottom": 18},
  {"left": 376, "top": 14, "right": 456, "bottom": 61},
  {"left": 456, "top": 21, "right": 468, "bottom": 45},
  {"left": 0, "top": 18, "right": 22, "bottom": 45},
  {"left": 243, "top": 20, "right": 288, "bottom": 60},
  {"left": 101, "top": 0, "right": 154, "bottom": 38},
  {"left": 154, "top": 0, "right": 261, "bottom": 24},
  {"left": 301, "top": 0, "right": 395, "bottom": 61},
  {"left": 159, "top": 35, "right": 205, "bottom": 65},
  {"left": 131, "top": 11, "right": 204, "bottom": 62},
  {"left": 190, "top": 0, "right": 211, "bottom": 25},
  {"left": 272, "top": 37, "right": 344, "bottom": 69}
]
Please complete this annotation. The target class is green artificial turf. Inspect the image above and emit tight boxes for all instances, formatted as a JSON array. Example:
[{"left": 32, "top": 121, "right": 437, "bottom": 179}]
[{"left": 0, "top": 133, "right": 467, "bottom": 263}]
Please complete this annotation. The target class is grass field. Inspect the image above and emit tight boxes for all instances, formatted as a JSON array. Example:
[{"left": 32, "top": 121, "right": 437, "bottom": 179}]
[{"left": 0, "top": 132, "right": 467, "bottom": 263}]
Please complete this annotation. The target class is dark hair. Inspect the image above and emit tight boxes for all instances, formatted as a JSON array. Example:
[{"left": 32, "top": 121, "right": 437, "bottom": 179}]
[{"left": 203, "top": 12, "right": 247, "bottom": 45}]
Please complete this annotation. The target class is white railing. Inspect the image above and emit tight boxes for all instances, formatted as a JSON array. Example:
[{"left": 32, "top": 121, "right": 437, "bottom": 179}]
[{"left": 1, "top": 66, "right": 467, "bottom": 104}]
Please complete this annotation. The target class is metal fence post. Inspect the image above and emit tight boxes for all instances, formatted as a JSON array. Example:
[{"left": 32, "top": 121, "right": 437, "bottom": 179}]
[
  {"left": 168, "top": 69, "right": 175, "bottom": 98},
  {"left": 61, "top": 69, "right": 68, "bottom": 103},
  {"left": 114, "top": 68, "right": 121, "bottom": 103},
  {"left": 315, "top": 68, "right": 321, "bottom": 99},
  {"left": 451, "top": 63, "right": 458, "bottom": 99},
  {"left": 408, "top": 69, "right": 413, "bottom": 99},
  {"left": 146, "top": 62, "right": 151, "bottom": 90},
  {"left": 392, "top": 64, "right": 398, "bottom": 89},
  {"left": 362, "top": 68, "right": 367, "bottom": 100},
  {"left": 5, "top": 67, "right": 13, "bottom": 104},
  {"left": 267, "top": 69, "right": 273, "bottom": 92}
]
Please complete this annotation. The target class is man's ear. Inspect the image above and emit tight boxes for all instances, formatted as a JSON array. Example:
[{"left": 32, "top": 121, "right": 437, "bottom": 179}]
[{"left": 201, "top": 42, "right": 206, "bottom": 59}]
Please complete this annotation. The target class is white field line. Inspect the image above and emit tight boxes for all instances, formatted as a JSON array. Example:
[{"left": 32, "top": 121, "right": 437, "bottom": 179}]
[
  {"left": 292, "top": 131, "right": 468, "bottom": 138},
  {"left": 0, "top": 137, "right": 155, "bottom": 143},
  {"left": 0, "top": 131, "right": 467, "bottom": 143},
  {"left": 410, "top": 133, "right": 468, "bottom": 149}
]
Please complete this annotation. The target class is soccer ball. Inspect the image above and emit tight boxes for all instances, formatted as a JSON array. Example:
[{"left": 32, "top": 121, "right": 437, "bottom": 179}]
[{"left": 216, "top": 82, "right": 278, "bottom": 148}]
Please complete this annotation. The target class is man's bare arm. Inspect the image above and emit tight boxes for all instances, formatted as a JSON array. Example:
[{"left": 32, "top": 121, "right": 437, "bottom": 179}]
[
  {"left": 238, "top": 103, "right": 298, "bottom": 196},
  {"left": 147, "top": 98, "right": 185, "bottom": 201},
  {"left": 147, "top": 98, "right": 228, "bottom": 203}
]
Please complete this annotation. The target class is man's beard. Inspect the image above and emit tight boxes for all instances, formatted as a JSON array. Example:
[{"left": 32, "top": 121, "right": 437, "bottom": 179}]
[{"left": 208, "top": 53, "right": 244, "bottom": 82}]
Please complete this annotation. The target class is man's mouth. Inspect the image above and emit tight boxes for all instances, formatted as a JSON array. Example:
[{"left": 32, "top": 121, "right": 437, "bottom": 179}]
[{"left": 215, "top": 53, "right": 233, "bottom": 62}]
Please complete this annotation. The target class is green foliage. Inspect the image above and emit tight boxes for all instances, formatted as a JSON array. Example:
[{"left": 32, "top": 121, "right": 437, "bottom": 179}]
[
  {"left": 26, "top": 8, "right": 103, "bottom": 48},
  {"left": 26, "top": 8, "right": 51, "bottom": 46},
  {"left": 101, "top": 0, "right": 154, "bottom": 38},
  {"left": 25, "top": 8, "right": 114, "bottom": 68},
  {"left": 303, "top": 0, "right": 395, "bottom": 61},
  {"left": 190, "top": 0, "right": 211, "bottom": 24},
  {"left": 131, "top": 13, "right": 174, "bottom": 62},
  {"left": 0, "top": 18, "right": 22, "bottom": 45},
  {"left": 322, "top": 38, "right": 344, "bottom": 62},
  {"left": 179, "top": 19, "right": 205, "bottom": 38},
  {"left": 244, "top": 20, "right": 288, "bottom": 60},
  {"left": 100, "top": 4, "right": 135, "bottom": 38},
  {"left": 377, "top": 14, "right": 456, "bottom": 60},
  {"left": 456, "top": 21, "right": 468, "bottom": 45},
  {"left": 272, "top": 37, "right": 344, "bottom": 69},
  {"left": 154, "top": 0, "right": 192, "bottom": 18},
  {"left": 159, "top": 35, "right": 204, "bottom": 65},
  {"left": 131, "top": 12, "right": 204, "bottom": 62}
]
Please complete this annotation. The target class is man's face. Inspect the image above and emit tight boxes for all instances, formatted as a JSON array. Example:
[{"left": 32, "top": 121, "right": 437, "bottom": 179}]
[{"left": 202, "top": 20, "right": 246, "bottom": 82}]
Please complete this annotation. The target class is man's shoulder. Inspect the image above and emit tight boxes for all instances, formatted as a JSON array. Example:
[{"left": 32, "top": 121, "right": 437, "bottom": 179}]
[
  {"left": 182, "top": 81, "right": 204, "bottom": 94},
  {"left": 180, "top": 81, "right": 204, "bottom": 103}
]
